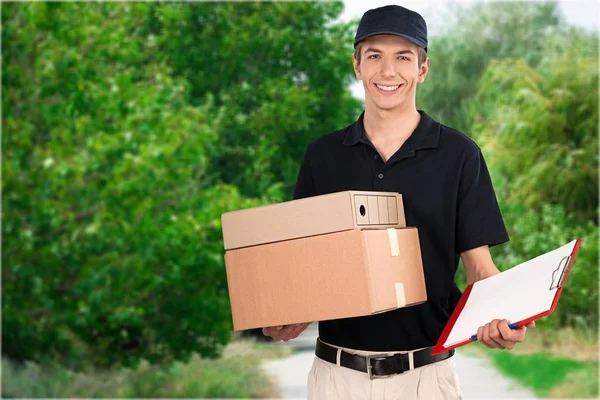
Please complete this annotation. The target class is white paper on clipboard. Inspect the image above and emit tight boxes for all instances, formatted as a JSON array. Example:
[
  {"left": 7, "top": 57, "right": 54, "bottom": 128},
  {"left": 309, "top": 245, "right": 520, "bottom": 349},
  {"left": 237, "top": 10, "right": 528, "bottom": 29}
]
[{"left": 443, "top": 239, "right": 578, "bottom": 348}]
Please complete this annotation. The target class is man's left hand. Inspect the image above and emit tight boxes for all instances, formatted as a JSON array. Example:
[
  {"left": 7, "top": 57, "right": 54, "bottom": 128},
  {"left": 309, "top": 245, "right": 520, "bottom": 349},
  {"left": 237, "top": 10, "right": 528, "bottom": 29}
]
[{"left": 477, "top": 319, "right": 536, "bottom": 350}]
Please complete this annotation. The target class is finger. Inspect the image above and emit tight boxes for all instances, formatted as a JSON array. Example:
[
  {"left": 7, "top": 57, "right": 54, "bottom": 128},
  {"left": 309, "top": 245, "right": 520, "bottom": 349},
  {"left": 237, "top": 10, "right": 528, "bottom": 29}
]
[
  {"left": 265, "top": 325, "right": 285, "bottom": 340},
  {"left": 278, "top": 324, "right": 301, "bottom": 341},
  {"left": 495, "top": 320, "right": 516, "bottom": 349},
  {"left": 498, "top": 320, "right": 525, "bottom": 343},
  {"left": 295, "top": 322, "right": 310, "bottom": 335},
  {"left": 482, "top": 323, "right": 499, "bottom": 349},
  {"left": 498, "top": 320, "right": 515, "bottom": 341},
  {"left": 525, "top": 321, "right": 536, "bottom": 329},
  {"left": 263, "top": 326, "right": 278, "bottom": 336},
  {"left": 291, "top": 322, "right": 309, "bottom": 336},
  {"left": 283, "top": 323, "right": 309, "bottom": 341},
  {"left": 477, "top": 326, "right": 484, "bottom": 342},
  {"left": 514, "top": 326, "right": 528, "bottom": 342},
  {"left": 282, "top": 325, "right": 303, "bottom": 341},
  {"left": 490, "top": 319, "right": 514, "bottom": 349},
  {"left": 481, "top": 324, "right": 494, "bottom": 348},
  {"left": 281, "top": 327, "right": 297, "bottom": 341},
  {"left": 276, "top": 325, "right": 294, "bottom": 340},
  {"left": 266, "top": 326, "right": 283, "bottom": 334}
]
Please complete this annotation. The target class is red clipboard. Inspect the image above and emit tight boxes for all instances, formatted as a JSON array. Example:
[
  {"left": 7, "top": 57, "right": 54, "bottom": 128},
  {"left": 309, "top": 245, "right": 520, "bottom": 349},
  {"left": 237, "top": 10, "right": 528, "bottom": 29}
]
[{"left": 432, "top": 238, "right": 582, "bottom": 355}]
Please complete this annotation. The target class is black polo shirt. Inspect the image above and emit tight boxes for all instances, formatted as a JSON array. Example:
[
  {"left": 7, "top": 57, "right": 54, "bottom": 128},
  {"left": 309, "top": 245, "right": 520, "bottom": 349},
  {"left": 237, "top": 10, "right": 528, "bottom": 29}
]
[{"left": 293, "top": 110, "right": 509, "bottom": 351}]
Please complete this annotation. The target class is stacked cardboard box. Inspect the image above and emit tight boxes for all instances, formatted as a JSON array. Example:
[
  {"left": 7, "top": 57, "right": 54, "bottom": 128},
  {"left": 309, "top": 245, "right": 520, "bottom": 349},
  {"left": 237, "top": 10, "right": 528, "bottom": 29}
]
[{"left": 221, "top": 191, "right": 427, "bottom": 331}]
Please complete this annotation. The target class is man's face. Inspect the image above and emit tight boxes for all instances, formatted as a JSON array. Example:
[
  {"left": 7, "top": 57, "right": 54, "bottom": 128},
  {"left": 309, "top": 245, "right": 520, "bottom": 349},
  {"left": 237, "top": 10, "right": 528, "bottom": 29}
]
[{"left": 352, "top": 35, "right": 429, "bottom": 112}]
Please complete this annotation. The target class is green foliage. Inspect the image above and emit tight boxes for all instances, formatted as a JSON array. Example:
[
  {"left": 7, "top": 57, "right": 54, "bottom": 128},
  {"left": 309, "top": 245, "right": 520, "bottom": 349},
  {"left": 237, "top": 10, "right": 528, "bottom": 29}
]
[
  {"left": 491, "top": 204, "right": 598, "bottom": 328},
  {"left": 2, "top": 2, "right": 357, "bottom": 369},
  {"left": 473, "top": 28, "right": 599, "bottom": 329},
  {"left": 155, "top": 2, "right": 362, "bottom": 198},
  {"left": 428, "top": 5, "right": 598, "bottom": 331},
  {"left": 473, "top": 31, "right": 598, "bottom": 221},
  {"left": 417, "top": 2, "right": 563, "bottom": 132},
  {"left": 1, "top": 339, "right": 286, "bottom": 398}
]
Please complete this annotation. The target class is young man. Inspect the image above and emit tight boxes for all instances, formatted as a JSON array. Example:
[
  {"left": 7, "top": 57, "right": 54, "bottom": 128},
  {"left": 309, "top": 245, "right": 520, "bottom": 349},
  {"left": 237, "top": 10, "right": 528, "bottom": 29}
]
[{"left": 263, "top": 5, "right": 534, "bottom": 399}]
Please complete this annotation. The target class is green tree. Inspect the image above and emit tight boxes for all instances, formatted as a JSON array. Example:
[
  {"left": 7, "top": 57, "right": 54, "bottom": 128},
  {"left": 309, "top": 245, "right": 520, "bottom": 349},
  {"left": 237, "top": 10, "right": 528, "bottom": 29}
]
[
  {"left": 156, "top": 2, "right": 362, "bottom": 198},
  {"left": 473, "top": 29, "right": 598, "bottom": 222},
  {"left": 2, "top": 2, "right": 359, "bottom": 369},
  {"left": 470, "top": 28, "right": 599, "bottom": 328},
  {"left": 417, "top": 2, "right": 563, "bottom": 133}
]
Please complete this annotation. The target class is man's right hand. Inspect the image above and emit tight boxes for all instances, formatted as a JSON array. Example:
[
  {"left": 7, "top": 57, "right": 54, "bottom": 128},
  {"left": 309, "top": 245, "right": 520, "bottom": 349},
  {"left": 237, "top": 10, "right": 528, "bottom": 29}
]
[{"left": 262, "top": 322, "right": 311, "bottom": 342}]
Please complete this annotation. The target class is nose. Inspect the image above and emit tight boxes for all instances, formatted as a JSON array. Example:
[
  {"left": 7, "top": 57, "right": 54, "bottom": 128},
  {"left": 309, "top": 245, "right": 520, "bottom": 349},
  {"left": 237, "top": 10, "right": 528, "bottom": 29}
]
[{"left": 380, "top": 57, "right": 396, "bottom": 78}]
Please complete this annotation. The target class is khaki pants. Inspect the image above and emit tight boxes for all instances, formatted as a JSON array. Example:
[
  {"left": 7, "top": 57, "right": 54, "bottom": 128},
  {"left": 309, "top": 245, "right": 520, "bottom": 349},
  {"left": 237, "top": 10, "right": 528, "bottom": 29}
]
[{"left": 307, "top": 340, "right": 463, "bottom": 400}]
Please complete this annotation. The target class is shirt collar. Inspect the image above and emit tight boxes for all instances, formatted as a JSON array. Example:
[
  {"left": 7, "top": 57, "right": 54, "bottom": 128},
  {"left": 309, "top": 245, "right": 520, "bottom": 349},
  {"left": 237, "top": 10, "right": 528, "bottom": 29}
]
[{"left": 342, "top": 110, "right": 441, "bottom": 150}]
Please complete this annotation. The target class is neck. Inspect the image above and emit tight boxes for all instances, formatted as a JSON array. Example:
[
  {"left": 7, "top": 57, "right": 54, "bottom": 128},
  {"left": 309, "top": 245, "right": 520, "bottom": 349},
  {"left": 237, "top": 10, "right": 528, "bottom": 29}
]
[{"left": 363, "top": 103, "right": 421, "bottom": 142}]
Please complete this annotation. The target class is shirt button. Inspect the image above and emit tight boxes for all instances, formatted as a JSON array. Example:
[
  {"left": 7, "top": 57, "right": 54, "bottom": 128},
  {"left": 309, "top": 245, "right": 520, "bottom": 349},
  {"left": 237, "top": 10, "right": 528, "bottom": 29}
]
[
  {"left": 378, "top": 173, "right": 384, "bottom": 179},
  {"left": 374, "top": 154, "right": 379, "bottom": 160}
]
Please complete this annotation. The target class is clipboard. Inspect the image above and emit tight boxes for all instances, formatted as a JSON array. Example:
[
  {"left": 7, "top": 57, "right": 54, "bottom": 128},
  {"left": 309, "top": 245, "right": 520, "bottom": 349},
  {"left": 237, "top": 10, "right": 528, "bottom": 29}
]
[{"left": 432, "top": 238, "right": 582, "bottom": 355}]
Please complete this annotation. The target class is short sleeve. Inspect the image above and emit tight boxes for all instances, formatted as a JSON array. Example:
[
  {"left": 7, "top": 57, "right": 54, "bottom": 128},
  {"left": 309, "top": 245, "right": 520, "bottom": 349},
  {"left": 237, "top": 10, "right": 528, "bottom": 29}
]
[
  {"left": 455, "top": 149, "right": 509, "bottom": 253},
  {"left": 292, "top": 143, "right": 317, "bottom": 200}
]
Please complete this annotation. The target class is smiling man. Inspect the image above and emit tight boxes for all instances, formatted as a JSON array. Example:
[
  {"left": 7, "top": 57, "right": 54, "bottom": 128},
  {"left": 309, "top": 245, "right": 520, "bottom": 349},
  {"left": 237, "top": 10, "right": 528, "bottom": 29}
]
[{"left": 263, "top": 5, "right": 534, "bottom": 399}]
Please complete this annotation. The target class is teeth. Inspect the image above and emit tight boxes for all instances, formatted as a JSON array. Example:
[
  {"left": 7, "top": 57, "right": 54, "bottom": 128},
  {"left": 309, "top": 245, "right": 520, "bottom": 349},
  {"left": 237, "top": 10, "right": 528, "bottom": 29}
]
[{"left": 376, "top": 84, "right": 400, "bottom": 91}]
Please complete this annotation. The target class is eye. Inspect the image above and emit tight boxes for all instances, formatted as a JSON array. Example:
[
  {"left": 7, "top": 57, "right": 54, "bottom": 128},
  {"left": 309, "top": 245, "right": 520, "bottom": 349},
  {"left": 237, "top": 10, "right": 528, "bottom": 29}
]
[
  {"left": 398, "top": 56, "right": 410, "bottom": 61},
  {"left": 367, "top": 54, "right": 380, "bottom": 59}
]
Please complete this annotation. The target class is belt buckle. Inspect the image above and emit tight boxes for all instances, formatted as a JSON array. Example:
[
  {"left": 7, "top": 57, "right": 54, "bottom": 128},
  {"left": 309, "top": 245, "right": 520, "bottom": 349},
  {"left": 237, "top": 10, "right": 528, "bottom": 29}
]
[{"left": 366, "top": 354, "right": 396, "bottom": 380}]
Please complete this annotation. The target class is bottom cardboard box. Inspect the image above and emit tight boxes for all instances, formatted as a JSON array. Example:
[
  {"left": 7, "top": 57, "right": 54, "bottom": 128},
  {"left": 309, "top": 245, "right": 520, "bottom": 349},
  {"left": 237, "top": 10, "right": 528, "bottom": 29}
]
[{"left": 224, "top": 227, "right": 426, "bottom": 331}]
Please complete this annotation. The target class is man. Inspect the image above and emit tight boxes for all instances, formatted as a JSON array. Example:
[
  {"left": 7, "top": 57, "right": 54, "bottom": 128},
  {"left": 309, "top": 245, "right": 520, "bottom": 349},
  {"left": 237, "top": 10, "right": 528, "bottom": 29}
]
[{"left": 263, "top": 5, "right": 534, "bottom": 399}]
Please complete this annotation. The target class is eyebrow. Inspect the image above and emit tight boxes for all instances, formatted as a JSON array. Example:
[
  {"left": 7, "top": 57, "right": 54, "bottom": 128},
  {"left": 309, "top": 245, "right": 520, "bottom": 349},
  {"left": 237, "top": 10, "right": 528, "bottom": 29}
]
[{"left": 364, "top": 48, "right": 415, "bottom": 55}]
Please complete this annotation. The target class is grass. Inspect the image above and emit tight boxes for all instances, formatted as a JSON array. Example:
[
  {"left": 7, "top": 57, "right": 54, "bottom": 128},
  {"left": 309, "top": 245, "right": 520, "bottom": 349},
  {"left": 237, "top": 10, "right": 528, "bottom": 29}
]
[
  {"left": 2, "top": 337, "right": 292, "bottom": 398},
  {"left": 466, "top": 327, "right": 599, "bottom": 399},
  {"left": 502, "top": 326, "right": 598, "bottom": 362},
  {"left": 548, "top": 364, "right": 599, "bottom": 398},
  {"left": 487, "top": 351, "right": 595, "bottom": 397}
]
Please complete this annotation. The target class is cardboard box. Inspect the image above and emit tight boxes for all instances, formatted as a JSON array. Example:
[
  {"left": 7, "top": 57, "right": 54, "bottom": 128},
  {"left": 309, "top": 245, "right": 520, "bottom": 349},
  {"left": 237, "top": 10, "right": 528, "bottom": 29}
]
[
  {"left": 225, "top": 227, "right": 426, "bottom": 331},
  {"left": 221, "top": 191, "right": 406, "bottom": 250}
]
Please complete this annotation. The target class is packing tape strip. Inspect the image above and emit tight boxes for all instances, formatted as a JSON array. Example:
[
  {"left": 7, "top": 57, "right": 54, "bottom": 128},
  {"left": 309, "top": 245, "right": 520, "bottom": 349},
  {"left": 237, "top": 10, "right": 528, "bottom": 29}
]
[
  {"left": 395, "top": 282, "right": 406, "bottom": 307},
  {"left": 387, "top": 228, "right": 399, "bottom": 256}
]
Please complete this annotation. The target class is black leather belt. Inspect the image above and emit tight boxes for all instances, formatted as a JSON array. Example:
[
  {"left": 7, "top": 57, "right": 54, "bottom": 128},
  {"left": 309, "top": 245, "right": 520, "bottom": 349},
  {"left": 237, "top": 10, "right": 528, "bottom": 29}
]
[{"left": 315, "top": 339, "right": 455, "bottom": 379}]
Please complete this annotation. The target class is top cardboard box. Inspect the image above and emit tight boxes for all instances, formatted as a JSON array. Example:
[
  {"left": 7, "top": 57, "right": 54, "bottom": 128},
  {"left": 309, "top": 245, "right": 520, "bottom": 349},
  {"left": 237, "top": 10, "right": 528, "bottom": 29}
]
[{"left": 221, "top": 190, "right": 406, "bottom": 250}]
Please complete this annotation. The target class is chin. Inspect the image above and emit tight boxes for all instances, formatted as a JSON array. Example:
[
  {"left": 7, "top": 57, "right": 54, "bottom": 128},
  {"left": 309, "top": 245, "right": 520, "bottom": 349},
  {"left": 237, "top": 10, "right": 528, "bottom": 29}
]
[
  {"left": 371, "top": 101, "right": 405, "bottom": 111},
  {"left": 366, "top": 93, "right": 405, "bottom": 109}
]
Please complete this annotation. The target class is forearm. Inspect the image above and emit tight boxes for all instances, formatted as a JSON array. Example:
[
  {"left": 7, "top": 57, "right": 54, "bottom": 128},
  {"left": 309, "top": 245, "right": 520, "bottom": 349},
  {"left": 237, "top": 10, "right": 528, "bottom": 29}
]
[
  {"left": 466, "top": 263, "right": 499, "bottom": 285},
  {"left": 460, "top": 245, "right": 500, "bottom": 285}
]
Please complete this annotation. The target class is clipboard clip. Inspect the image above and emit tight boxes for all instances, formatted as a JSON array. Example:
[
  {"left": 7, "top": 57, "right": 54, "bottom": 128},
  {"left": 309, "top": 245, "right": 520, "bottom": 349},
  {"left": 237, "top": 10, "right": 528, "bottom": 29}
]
[{"left": 549, "top": 255, "right": 571, "bottom": 290}]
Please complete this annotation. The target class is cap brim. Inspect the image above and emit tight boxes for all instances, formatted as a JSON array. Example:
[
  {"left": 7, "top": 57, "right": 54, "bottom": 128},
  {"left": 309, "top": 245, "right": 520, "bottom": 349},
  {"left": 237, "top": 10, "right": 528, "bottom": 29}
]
[{"left": 354, "top": 31, "right": 427, "bottom": 51}]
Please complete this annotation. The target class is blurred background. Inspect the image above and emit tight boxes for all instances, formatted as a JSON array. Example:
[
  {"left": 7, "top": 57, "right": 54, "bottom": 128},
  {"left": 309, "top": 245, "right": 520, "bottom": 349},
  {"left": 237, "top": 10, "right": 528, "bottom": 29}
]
[{"left": 2, "top": 1, "right": 598, "bottom": 398}]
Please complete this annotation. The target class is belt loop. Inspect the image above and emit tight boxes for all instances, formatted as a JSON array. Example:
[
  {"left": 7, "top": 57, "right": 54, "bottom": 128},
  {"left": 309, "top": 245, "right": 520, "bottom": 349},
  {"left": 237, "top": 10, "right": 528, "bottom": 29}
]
[
  {"left": 408, "top": 351, "right": 415, "bottom": 370},
  {"left": 336, "top": 348, "right": 342, "bottom": 366}
]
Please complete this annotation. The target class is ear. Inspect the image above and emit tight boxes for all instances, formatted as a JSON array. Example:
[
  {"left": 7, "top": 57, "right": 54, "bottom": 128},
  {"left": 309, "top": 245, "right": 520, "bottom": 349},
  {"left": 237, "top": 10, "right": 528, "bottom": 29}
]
[
  {"left": 352, "top": 54, "right": 362, "bottom": 81},
  {"left": 417, "top": 57, "right": 430, "bottom": 84}
]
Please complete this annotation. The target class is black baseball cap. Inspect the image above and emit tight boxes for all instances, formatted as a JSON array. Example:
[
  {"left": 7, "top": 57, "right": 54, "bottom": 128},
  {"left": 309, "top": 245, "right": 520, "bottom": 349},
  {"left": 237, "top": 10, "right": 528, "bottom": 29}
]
[{"left": 354, "top": 5, "right": 428, "bottom": 52}]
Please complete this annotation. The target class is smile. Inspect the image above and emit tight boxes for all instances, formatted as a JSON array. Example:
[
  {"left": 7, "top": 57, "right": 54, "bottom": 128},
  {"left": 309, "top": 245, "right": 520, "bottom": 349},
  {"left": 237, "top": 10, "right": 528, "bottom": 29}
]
[{"left": 375, "top": 84, "right": 402, "bottom": 94}]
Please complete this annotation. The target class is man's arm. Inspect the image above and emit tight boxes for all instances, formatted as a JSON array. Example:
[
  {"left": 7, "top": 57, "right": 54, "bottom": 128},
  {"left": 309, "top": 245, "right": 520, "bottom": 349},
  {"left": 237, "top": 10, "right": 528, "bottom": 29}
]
[
  {"left": 460, "top": 245, "right": 535, "bottom": 350},
  {"left": 460, "top": 244, "right": 500, "bottom": 284}
]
